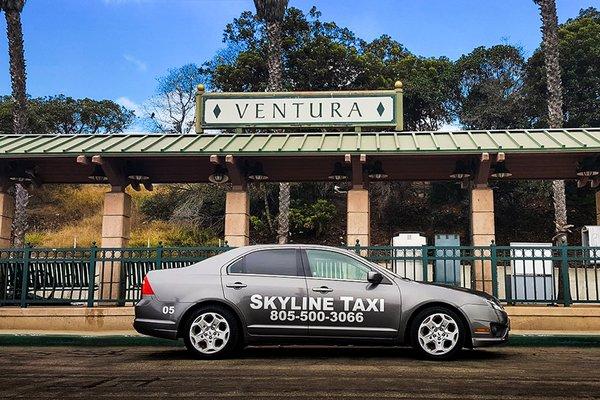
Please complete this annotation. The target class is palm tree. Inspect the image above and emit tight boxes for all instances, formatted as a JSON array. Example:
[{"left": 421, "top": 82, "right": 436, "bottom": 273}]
[
  {"left": 254, "top": 0, "right": 290, "bottom": 244},
  {"left": 1, "top": 0, "right": 29, "bottom": 246},
  {"left": 534, "top": 0, "right": 568, "bottom": 244}
]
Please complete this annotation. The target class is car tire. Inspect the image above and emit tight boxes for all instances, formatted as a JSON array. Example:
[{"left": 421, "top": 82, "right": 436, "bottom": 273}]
[
  {"left": 410, "top": 306, "right": 466, "bottom": 360},
  {"left": 183, "top": 305, "right": 241, "bottom": 359}
]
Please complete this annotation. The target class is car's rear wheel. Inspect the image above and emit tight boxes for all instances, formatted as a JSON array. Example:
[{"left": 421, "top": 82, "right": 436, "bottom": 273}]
[
  {"left": 183, "top": 305, "right": 240, "bottom": 359},
  {"left": 410, "top": 306, "right": 465, "bottom": 360}
]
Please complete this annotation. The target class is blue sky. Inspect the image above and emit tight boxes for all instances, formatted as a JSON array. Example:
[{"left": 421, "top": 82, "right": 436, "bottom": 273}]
[{"left": 1, "top": 0, "right": 599, "bottom": 116}]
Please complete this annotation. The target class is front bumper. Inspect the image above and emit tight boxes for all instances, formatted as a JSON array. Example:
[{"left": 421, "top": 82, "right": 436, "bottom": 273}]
[
  {"left": 472, "top": 321, "right": 510, "bottom": 347},
  {"left": 461, "top": 304, "right": 510, "bottom": 348}
]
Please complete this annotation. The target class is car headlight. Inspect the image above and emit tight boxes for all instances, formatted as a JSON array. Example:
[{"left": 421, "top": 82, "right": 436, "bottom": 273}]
[{"left": 485, "top": 299, "right": 504, "bottom": 312}]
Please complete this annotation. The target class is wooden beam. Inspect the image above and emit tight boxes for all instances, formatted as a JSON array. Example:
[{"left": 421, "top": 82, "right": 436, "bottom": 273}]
[
  {"left": 225, "top": 154, "right": 246, "bottom": 190},
  {"left": 76, "top": 155, "right": 90, "bottom": 165},
  {"left": 474, "top": 152, "right": 491, "bottom": 185},
  {"left": 351, "top": 155, "right": 366, "bottom": 189},
  {"left": 91, "top": 155, "right": 128, "bottom": 191}
]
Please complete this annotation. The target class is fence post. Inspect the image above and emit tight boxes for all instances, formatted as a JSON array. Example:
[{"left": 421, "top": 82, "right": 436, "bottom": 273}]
[
  {"left": 20, "top": 244, "right": 31, "bottom": 308},
  {"left": 156, "top": 242, "right": 163, "bottom": 270},
  {"left": 490, "top": 240, "right": 498, "bottom": 298},
  {"left": 560, "top": 243, "right": 572, "bottom": 307},
  {"left": 87, "top": 243, "right": 97, "bottom": 308},
  {"left": 354, "top": 239, "right": 361, "bottom": 255},
  {"left": 421, "top": 245, "right": 428, "bottom": 282}
]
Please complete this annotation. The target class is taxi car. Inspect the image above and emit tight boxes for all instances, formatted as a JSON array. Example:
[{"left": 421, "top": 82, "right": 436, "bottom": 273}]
[{"left": 134, "top": 245, "right": 509, "bottom": 360}]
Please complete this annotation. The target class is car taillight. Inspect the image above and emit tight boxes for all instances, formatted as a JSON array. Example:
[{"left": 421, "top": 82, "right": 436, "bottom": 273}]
[{"left": 141, "top": 276, "right": 155, "bottom": 296}]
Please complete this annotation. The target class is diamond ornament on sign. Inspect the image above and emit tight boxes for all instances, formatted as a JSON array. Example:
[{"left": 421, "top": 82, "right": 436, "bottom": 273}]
[
  {"left": 377, "top": 102, "right": 385, "bottom": 116},
  {"left": 213, "top": 104, "right": 221, "bottom": 118}
]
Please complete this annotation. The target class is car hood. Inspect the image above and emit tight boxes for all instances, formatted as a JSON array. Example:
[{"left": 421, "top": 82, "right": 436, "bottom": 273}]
[{"left": 427, "top": 282, "right": 498, "bottom": 302}]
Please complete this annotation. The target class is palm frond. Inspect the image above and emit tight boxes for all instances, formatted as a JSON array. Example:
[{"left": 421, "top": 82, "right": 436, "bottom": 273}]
[
  {"left": 0, "top": 0, "right": 26, "bottom": 12},
  {"left": 253, "top": 0, "right": 288, "bottom": 23}
]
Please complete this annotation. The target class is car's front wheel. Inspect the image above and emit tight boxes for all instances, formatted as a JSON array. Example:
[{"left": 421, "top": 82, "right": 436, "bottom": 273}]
[
  {"left": 183, "top": 305, "right": 240, "bottom": 359},
  {"left": 410, "top": 306, "right": 466, "bottom": 360}
]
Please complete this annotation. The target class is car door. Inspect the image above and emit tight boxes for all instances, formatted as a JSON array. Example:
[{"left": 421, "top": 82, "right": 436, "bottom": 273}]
[
  {"left": 221, "top": 248, "right": 309, "bottom": 337},
  {"left": 303, "top": 248, "right": 401, "bottom": 338}
]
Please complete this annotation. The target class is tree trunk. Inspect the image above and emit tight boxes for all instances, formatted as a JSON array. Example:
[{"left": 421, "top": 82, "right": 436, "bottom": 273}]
[
  {"left": 5, "top": 8, "right": 28, "bottom": 135},
  {"left": 263, "top": 19, "right": 290, "bottom": 244},
  {"left": 4, "top": 5, "right": 29, "bottom": 247},
  {"left": 536, "top": 0, "right": 567, "bottom": 243}
]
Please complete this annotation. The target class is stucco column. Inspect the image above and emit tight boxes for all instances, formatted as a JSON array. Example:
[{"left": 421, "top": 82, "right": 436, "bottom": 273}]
[
  {"left": 470, "top": 186, "right": 495, "bottom": 294},
  {"left": 596, "top": 191, "right": 600, "bottom": 225},
  {"left": 225, "top": 190, "right": 249, "bottom": 247},
  {"left": 0, "top": 191, "right": 15, "bottom": 248},
  {"left": 347, "top": 188, "right": 370, "bottom": 247},
  {"left": 99, "top": 190, "right": 131, "bottom": 302}
]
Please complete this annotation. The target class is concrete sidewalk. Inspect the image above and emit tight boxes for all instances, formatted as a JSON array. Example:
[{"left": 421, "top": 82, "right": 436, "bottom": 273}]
[{"left": 1, "top": 306, "right": 600, "bottom": 339}]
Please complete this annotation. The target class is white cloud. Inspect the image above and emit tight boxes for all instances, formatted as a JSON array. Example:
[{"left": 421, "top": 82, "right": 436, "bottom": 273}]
[
  {"left": 116, "top": 96, "right": 142, "bottom": 116},
  {"left": 123, "top": 54, "right": 147, "bottom": 72}
]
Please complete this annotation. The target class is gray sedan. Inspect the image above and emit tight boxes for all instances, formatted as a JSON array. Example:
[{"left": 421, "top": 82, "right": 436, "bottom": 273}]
[{"left": 134, "top": 244, "right": 509, "bottom": 360}]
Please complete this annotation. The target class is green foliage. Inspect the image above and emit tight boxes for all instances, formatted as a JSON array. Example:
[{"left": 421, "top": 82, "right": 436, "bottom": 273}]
[
  {"left": 289, "top": 199, "right": 337, "bottom": 238},
  {"left": 455, "top": 45, "right": 529, "bottom": 129},
  {"left": 205, "top": 6, "right": 456, "bottom": 130},
  {"left": 0, "top": 95, "right": 134, "bottom": 134},
  {"left": 525, "top": 7, "right": 600, "bottom": 127}
]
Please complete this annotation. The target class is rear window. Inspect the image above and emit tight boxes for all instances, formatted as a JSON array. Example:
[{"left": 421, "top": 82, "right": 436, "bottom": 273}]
[{"left": 228, "top": 249, "right": 300, "bottom": 276}]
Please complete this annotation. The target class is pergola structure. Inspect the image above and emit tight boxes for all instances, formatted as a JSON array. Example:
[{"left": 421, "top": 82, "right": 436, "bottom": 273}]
[
  {"left": 0, "top": 128, "right": 598, "bottom": 241},
  {"left": 0, "top": 128, "right": 599, "bottom": 291}
]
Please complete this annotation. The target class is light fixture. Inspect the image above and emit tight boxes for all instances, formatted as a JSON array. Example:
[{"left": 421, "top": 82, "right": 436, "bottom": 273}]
[
  {"left": 450, "top": 160, "right": 471, "bottom": 179},
  {"left": 367, "top": 161, "right": 388, "bottom": 180},
  {"left": 8, "top": 165, "right": 34, "bottom": 183},
  {"left": 328, "top": 162, "right": 348, "bottom": 181},
  {"left": 126, "top": 163, "right": 150, "bottom": 182},
  {"left": 88, "top": 165, "right": 108, "bottom": 182},
  {"left": 247, "top": 162, "right": 268, "bottom": 181},
  {"left": 576, "top": 157, "right": 599, "bottom": 177},
  {"left": 491, "top": 162, "right": 512, "bottom": 178},
  {"left": 209, "top": 164, "right": 229, "bottom": 184}
]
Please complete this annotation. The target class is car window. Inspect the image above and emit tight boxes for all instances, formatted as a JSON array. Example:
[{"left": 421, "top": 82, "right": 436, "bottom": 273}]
[
  {"left": 305, "top": 249, "right": 370, "bottom": 281},
  {"left": 229, "top": 249, "right": 300, "bottom": 276}
]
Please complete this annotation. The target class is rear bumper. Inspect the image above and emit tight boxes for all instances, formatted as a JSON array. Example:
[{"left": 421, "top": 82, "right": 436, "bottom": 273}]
[{"left": 133, "top": 318, "right": 178, "bottom": 340}]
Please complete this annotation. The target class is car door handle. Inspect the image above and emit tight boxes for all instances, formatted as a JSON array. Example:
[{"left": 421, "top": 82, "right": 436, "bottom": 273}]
[
  {"left": 226, "top": 282, "right": 247, "bottom": 289},
  {"left": 312, "top": 286, "right": 333, "bottom": 293}
]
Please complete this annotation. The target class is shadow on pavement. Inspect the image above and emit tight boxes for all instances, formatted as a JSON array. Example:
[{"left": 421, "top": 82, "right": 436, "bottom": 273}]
[{"left": 141, "top": 345, "right": 510, "bottom": 362}]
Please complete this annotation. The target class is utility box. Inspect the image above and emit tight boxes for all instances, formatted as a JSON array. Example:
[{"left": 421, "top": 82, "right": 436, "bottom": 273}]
[
  {"left": 434, "top": 234, "right": 461, "bottom": 285},
  {"left": 391, "top": 233, "right": 426, "bottom": 281},
  {"left": 508, "top": 242, "right": 554, "bottom": 301},
  {"left": 582, "top": 226, "right": 600, "bottom": 264}
]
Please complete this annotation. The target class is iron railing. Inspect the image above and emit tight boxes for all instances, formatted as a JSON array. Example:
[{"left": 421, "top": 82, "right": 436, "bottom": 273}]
[{"left": 1, "top": 243, "right": 599, "bottom": 307}]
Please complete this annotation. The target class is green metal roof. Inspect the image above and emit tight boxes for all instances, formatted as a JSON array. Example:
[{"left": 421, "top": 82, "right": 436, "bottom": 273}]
[{"left": 0, "top": 128, "right": 599, "bottom": 157}]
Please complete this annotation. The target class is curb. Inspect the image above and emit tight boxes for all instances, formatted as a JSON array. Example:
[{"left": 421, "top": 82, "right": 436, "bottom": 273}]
[{"left": 1, "top": 334, "right": 600, "bottom": 347}]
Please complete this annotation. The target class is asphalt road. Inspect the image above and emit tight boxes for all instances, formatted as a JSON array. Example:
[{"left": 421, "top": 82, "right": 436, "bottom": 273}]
[{"left": 1, "top": 345, "right": 600, "bottom": 399}]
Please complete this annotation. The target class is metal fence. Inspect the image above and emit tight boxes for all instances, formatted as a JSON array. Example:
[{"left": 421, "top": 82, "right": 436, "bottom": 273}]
[
  {"left": 1, "top": 244, "right": 599, "bottom": 307},
  {"left": 350, "top": 243, "right": 600, "bottom": 306},
  {"left": 0, "top": 245, "right": 230, "bottom": 307}
]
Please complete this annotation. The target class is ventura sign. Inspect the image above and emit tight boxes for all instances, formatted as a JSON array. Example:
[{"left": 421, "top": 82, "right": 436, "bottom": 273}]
[{"left": 196, "top": 85, "right": 403, "bottom": 132}]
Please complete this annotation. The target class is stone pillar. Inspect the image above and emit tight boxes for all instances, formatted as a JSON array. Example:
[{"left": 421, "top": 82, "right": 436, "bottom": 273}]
[
  {"left": 0, "top": 191, "right": 15, "bottom": 248},
  {"left": 470, "top": 186, "right": 495, "bottom": 294},
  {"left": 596, "top": 191, "right": 600, "bottom": 225},
  {"left": 99, "top": 191, "right": 131, "bottom": 302},
  {"left": 347, "top": 188, "right": 370, "bottom": 247},
  {"left": 101, "top": 191, "right": 131, "bottom": 248},
  {"left": 225, "top": 190, "right": 249, "bottom": 247}
]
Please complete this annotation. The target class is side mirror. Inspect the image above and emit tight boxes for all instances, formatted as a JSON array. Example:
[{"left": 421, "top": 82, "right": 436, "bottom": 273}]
[{"left": 367, "top": 271, "right": 383, "bottom": 284}]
